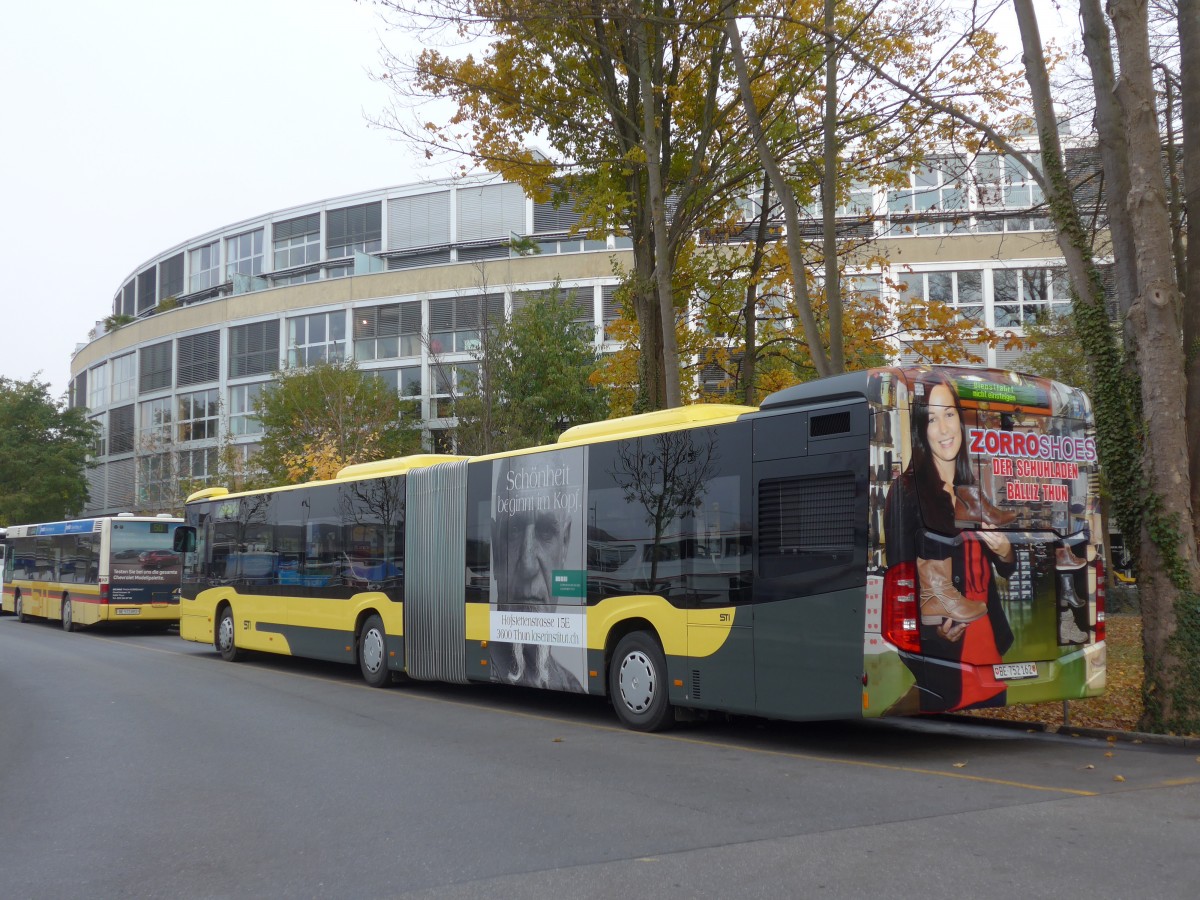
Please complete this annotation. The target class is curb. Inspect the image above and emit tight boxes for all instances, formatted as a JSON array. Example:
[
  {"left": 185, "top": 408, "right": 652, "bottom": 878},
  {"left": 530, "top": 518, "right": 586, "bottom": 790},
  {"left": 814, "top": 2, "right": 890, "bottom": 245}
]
[{"left": 937, "top": 713, "right": 1200, "bottom": 749}]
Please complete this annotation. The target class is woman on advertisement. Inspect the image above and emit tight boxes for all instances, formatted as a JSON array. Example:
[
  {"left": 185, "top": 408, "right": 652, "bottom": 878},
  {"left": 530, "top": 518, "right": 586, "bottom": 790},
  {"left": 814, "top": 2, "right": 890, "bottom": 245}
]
[{"left": 885, "top": 370, "right": 1016, "bottom": 712}]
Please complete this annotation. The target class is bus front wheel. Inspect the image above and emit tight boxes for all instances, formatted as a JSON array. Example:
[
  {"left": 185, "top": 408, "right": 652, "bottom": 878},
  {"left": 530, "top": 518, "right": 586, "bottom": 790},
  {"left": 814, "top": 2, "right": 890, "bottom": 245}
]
[
  {"left": 61, "top": 594, "right": 74, "bottom": 632},
  {"left": 216, "top": 606, "right": 241, "bottom": 662},
  {"left": 609, "top": 631, "right": 674, "bottom": 732},
  {"left": 358, "top": 614, "right": 389, "bottom": 688},
  {"left": 15, "top": 592, "right": 27, "bottom": 624}
]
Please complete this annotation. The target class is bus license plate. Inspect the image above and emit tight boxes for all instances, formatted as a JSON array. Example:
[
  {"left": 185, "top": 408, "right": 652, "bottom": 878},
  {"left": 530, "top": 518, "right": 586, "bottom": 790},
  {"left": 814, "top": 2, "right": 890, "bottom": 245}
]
[
  {"left": 115, "top": 608, "right": 141, "bottom": 616},
  {"left": 994, "top": 662, "right": 1037, "bottom": 680}
]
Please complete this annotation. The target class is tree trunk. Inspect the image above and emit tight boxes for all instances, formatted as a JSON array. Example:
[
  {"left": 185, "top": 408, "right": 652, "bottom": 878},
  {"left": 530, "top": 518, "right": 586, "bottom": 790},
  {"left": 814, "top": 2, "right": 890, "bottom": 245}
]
[
  {"left": 633, "top": 13, "right": 682, "bottom": 408},
  {"left": 822, "top": 0, "right": 844, "bottom": 373},
  {"left": 741, "top": 175, "right": 773, "bottom": 405},
  {"left": 1108, "top": 0, "right": 1200, "bottom": 733},
  {"left": 1079, "top": 0, "right": 1139, "bottom": 342},
  {"left": 628, "top": 187, "right": 667, "bottom": 412},
  {"left": 1178, "top": 0, "right": 1200, "bottom": 538},
  {"left": 724, "top": 8, "right": 833, "bottom": 378}
]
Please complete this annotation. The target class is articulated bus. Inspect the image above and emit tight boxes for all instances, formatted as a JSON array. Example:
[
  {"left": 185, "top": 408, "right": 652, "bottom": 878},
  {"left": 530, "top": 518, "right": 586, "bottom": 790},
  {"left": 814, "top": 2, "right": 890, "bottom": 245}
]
[
  {"left": 175, "top": 366, "right": 1106, "bottom": 730},
  {"left": 3, "top": 515, "right": 184, "bottom": 630}
]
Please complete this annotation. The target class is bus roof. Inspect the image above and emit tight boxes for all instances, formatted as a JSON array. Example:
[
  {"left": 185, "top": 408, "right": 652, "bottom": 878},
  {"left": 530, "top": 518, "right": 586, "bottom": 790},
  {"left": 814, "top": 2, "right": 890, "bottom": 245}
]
[
  {"left": 4, "top": 515, "right": 182, "bottom": 538},
  {"left": 183, "top": 454, "right": 470, "bottom": 505},
  {"left": 556, "top": 403, "right": 757, "bottom": 446},
  {"left": 759, "top": 371, "right": 873, "bottom": 409}
]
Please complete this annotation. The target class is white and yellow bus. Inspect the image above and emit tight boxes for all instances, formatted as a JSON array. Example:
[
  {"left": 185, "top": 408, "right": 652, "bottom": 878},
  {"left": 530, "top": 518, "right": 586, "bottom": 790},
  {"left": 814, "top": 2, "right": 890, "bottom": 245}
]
[
  {"left": 2, "top": 515, "right": 184, "bottom": 630},
  {"left": 175, "top": 366, "right": 1107, "bottom": 731}
]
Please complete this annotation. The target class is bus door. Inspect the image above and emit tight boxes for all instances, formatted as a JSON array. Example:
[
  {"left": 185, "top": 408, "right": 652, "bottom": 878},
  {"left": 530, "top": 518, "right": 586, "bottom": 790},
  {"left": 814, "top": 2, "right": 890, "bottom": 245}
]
[
  {"left": 683, "top": 421, "right": 755, "bottom": 715},
  {"left": 751, "top": 403, "right": 871, "bottom": 721}
]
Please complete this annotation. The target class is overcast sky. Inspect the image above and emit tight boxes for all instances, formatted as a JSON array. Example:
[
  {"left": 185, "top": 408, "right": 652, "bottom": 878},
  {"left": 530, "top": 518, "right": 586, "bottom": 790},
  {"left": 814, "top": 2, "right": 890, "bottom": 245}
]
[{"left": 0, "top": 0, "right": 449, "bottom": 398}]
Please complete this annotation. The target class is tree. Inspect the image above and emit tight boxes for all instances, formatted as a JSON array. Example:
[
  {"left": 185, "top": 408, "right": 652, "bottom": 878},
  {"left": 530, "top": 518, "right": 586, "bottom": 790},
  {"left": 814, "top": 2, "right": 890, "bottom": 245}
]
[
  {"left": 254, "top": 361, "right": 422, "bottom": 485},
  {"left": 1010, "top": 0, "right": 1198, "bottom": 733},
  {"left": 376, "top": 0, "right": 761, "bottom": 410},
  {"left": 454, "top": 285, "right": 609, "bottom": 452},
  {"left": 722, "top": 0, "right": 1027, "bottom": 376},
  {"left": 0, "top": 376, "right": 96, "bottom": 524}
]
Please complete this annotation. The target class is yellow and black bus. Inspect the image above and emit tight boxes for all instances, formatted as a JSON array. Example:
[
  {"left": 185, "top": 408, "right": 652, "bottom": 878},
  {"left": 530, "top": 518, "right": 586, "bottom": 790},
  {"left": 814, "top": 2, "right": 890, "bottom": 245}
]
[
  {"left": 3, "top": 515, "right": 184, "bottom": 630},
  {"left": 175, "top": 366, "right": 1106, "bottom": 730}
]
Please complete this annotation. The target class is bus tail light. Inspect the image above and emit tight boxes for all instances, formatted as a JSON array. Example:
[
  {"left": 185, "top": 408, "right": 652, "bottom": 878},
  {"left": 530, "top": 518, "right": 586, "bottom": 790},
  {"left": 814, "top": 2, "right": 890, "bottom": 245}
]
[
  {"left": 882, "top": 561, "right": 921, "bottom": 654},
  {"left": 99, "top": 583, "right": 110, "bottom": 604},
  {"left": 1094, "top": 558, "right": 1106, "bottom": 643}
]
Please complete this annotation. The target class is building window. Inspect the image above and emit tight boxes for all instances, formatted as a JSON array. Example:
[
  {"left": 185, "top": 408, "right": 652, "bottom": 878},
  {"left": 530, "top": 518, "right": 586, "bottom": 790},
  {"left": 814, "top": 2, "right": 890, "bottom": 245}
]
[
  {"left": 993, "top": 267, "right": 1071, "bottom": 327},
  {"left": 326, "top": 202, "right": 381, "bottom": 259},
  {"left": 899, "top": 270, "right": 984, "bottom": 326},
  {"left": 189, "top": 241, "right": 221, "bottom": 292},
  {"left": 353, "top": 302, "right": 421, "bottom": 361},
  {"left": 431, "top": 361, "right": 478, "bottom": 417},
  {"left": 139, "top": 397, "right": 174, "bottom": 446},
  {"left": 287, "top": 311, "right": 346, "bottom": 367},
  {"left": 177, "top": 330, "right": 221, "bottom": 386},
  {"left": 109, "top": 404, "right": 135, "bottom": 455},
  {"left": 273, "top": 213, "right": 321, "bottom": 270},
  {"left": 226, "top": 229, "right": 265, "bottom": 279},
  {"left": 111, "top": 353, "right": 137, "bottom": 403},
  {"left": 229, "top": 383, "right": 264, "bottom": 436},
  {"left": 87, "top": 363, "right": 108, "bottom": 409},
  {"left": 372, "top": 366, "right": 422, "bottom": 398},
  {"left": 178, "top": 388, "right": 220, "bottom": 442},
  {"left": 428, "top": 294, "right": 504, "bottom": 355},
  {"left": 138, "top": 452, "right": 174, "bottom": 508},
  {"left": 976, "top": 154, "right": 1049, "bottom": 232},
  {"left": 160, "top": 253, "right": 185, "bottom": 301},
  {"left": 90, "top": 414, "right": 106, "bottom": 457},
  {"left": 888, "top": 157, "right": 968, "bottom": 235},
  {"left": 229, "top": 321, "right": 280, "bottom": 378},
  {"left": 513, "top": 287, "right": 593, "bottom": 327},
  {"left": 139, "top": 341, "right": 173, "bottom": 394},
  {"left": 112, "top": 281, "right": 136, "bottom": 318},
  {"left": 137, "top": 268, "right": 157, "bottom": 315},
  {"left": 180, "top": 447, "right": 219, "bottom": 484},
  {"left": 601, "top": 285, "right": 621, "bottom": 341}
]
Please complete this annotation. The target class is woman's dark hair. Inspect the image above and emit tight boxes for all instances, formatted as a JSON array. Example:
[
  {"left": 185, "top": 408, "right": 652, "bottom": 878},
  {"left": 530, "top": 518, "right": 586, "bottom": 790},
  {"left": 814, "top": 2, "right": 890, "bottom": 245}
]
[{"left": 909, "top": 370, "right": 974, "bottom": 487}]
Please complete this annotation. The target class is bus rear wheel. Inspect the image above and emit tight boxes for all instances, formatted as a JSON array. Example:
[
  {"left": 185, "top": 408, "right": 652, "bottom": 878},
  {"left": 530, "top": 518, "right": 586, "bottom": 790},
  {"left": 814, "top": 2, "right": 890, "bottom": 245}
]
[
  {"left": 15, "top": 592, "right": 27, "bottom": 623},
  {"left": 358, "top": 614, "right": 389, "bottom": 688},
  {"left": 61, "top": 594, "right": 74, "bottom": 632},
  {"left": 609, "top": 631, "right": 674, "bottom": 732},
  {"left": 216, "top": 606, "right": 241, "bottom": 662}
]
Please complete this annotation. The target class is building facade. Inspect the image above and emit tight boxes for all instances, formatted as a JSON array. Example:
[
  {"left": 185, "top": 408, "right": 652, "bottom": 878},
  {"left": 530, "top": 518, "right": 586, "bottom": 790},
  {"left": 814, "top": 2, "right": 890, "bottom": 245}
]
[{"left": 70, "top": 162, "right": 1092, "bottom": 516}]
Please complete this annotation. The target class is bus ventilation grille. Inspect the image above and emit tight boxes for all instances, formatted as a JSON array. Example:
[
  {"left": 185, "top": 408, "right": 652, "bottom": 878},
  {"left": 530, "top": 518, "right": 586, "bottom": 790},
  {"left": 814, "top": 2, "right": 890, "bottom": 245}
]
[
  {"left": 691, "top": 670, "right": 702, "bottom": 699},
  {"left": 810, "top": 410, "right": 851, "bottom": 437}
]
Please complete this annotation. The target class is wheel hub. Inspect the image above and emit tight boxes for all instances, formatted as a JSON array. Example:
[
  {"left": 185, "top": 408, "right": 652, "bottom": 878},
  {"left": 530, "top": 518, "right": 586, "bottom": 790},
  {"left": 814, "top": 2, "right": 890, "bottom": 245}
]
[
  {"left": 619, "top": 650, "right": 655, "bottom": 713},
  {"left": 362, "top": 628, "right": 384, "bottom": 673}
]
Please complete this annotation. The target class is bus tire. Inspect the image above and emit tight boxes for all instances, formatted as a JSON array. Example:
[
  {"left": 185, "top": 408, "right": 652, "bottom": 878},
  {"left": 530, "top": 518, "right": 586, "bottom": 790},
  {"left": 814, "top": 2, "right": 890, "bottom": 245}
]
[
  {"left": 15, "top": 592, "right": 27, "bottom": 623},
  {"left": 61, "top": 594, "right": 74, "bottom": 632},
  {"left": 216, "top": 606, "right": 241, "bottom": 662},
  {"left": 609, "top": 631, "right": 674, "bottom": 732},
  {"left": 358, "top": 614, "right": 389, "bottom": 688}
]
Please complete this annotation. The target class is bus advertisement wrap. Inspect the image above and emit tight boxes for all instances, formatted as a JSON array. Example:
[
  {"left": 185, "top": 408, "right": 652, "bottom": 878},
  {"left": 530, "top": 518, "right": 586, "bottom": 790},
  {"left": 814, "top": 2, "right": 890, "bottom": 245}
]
[
  {"left": 488, "top": 446, "right": 589, "bottom": 692},
  {"left": 867, "top": 367, "right": 1104, "bottom": 716}
]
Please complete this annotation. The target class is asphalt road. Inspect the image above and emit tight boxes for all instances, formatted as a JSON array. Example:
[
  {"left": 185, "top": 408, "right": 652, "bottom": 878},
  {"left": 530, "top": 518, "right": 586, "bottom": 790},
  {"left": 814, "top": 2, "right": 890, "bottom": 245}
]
[{"left": 1, "top": 614, "right": 1198, "bottom": 900}]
